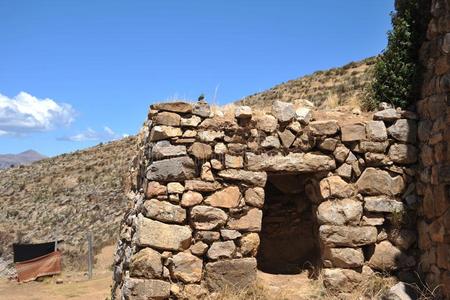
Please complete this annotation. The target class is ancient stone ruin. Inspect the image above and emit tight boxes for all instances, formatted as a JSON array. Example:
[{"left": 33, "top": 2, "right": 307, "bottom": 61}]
[{"left": 112, "top": 99, "right": 421, "bottom": 299}]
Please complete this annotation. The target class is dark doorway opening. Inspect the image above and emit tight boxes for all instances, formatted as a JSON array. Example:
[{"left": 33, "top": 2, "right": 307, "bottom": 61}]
[{"left": 257, "top": 173, "right": 321, "bottom": 274}]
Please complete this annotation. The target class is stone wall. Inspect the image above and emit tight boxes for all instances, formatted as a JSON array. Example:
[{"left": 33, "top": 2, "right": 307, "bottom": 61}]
[
  {"left": 417, "top": 0, "right": 450, "bottom": 297},
  {"left": 111, "top": 99, "right": 420, "bottom": 299}
]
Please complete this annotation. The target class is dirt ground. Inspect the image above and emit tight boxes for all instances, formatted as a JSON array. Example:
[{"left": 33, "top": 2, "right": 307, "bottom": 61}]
[{"left": 0, "top": 245, "right": 115, "bottom": 300}]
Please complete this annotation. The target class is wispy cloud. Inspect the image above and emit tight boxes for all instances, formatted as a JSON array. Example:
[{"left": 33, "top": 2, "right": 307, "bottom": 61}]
[
  {"left": 58, "top": 126, "right": 128, "bottom": 142},
  {"left": 0, "top": 92, "right": 75, "bottom": 136}
]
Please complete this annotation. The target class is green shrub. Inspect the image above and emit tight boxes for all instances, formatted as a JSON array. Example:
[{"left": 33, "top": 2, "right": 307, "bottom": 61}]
[{"left": 367, "top": 0, "right": 430, "bottom": 110}]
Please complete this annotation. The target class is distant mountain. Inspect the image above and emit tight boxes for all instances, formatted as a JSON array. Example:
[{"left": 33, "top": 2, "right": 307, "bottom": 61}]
[{"left": 0, "top": 150, "right": 47, "bottom": 169}]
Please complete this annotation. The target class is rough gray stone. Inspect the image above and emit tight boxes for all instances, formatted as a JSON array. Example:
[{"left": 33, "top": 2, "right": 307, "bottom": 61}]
[
  {"left": 261, "top": 135, "right": 281, "bottom": 148},
  {"left": 190, "top": 206, "right": 228, "bottom": 230},
  {"left": 317, "top": 198, "right": 362, "bottom": 225},
  {"left": 218, "top": 169, "right": 267, "bottom": 187},
  {"left": 388, "top": 143, "right": 418, "bottom": 164},
  {"left": 151, "top": 102, "right": 193, "bottom": 113},
  {"left": 205, "top": 258, "right": 257, "bottom": 291},
  {"left": 278, "top": 129, "right": 296, "bottom": 148},
  {"left": 170, "top": 252, "right": 203, "bottom": 283},
  {"left": 227, "top": 208, "right": 262, "bottom": 232},
  {"left": 323, "top": 247, "right": 364, "bottom": 268},
  {"left": 181, "top": 115, "right": 202, "bottom": 127},
  {"left": 193, "top": 101, "right": 211, "bottom": 117},
  {"left": 356, "top": 167, "right": 405, "bottom": 196},
  {"left": 366, "top": 121, "right": 387, "bottom": 141},
  {"left": 152, "top": 141, "right": 187, "bottom": 159},
  {"left": 154, "top": 111, "right": 181, "bottom": 126},
  {"left": 272, "top": 100, "right": 295, "bottom": 122},
  {"left": 387, "top": 119, "right": 417, "bottom": 143},
  {"left": 319, "top": 225, "right": 377, "bottom": 247},
  {"left": 198, "top": 130, "right": 224, "bottom": 142},
  {"left": 235, "top": 106, "right": 252, "bottom": 118},
  {"left": 122, "top": 278, "right": 170, "bottom": 300},
  {"left": 295, "top": 107, "right": 312, "bottom": 125},
  {"left": 130, "top": 248, "right": 163, "bottom": 279},
  {"left": 364, "top": 196, "right": 405, "bottom": 213},
  {"left": 319, "top": 176, "right": 355, "bottom": 199},
  {"left": 188, "top": 142, "right": 212, "bottom": 159},
  {"left": 146, "top": 156, "right": 195, "bottom": 182},
  {"left": 135, "top": 216, "right": 192, "bottom": 251},
  {"left": 246, "top": 152, "right": 335, "bottom": 173},
  {"left": 309, "top": 120, "right": 339, "bottom": 136},
  {"left": 244, "top": 187, "right": 265, "bottom": 208},
  {"left": 255, "top": 115, "right": 278, "bottom": 132},
  {"left": 143, "top": 199, "right": 186, "bottom": 224},
  {"left": 149, "top": 125, "right": 182, "bottom": 141},
  {"left": 368, "top": 241, "right": 414, "bottom": 271},
  {"left": 185, "top": 180, "right": 222, "bottom": 192},
  {"left": 341, "top": 123, "right": 366, "bottom": 142},
  {"left": 322, "top": 268, "right": 362, "bottom": 292},
  {"left": 207, "top": 241, "right": 236, "bottom": 260},
  {"left": 220, "top": 229, "right": 242, "bottom": 240},
  {"left": 373, "top": 108, "right": 400, "bottom": 121}
]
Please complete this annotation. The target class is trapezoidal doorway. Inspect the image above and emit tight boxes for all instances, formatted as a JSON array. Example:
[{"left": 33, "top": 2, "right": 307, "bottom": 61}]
[{"left": 257, "top": 173, "right": 321, "bottom": 274}]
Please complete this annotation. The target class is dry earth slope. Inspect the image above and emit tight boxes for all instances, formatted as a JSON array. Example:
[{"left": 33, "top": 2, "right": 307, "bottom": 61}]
[
  {"left": 236, "top": 57, "right": 375, "bottom": 109},
  {"left": 0, "top": 136, "right": 137, "bottom": 274}
]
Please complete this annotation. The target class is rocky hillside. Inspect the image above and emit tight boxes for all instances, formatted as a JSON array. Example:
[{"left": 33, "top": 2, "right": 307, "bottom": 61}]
[
  {"left": 0, "top": 150, "right": 46, "bottom": 169},
  {"left": 0, "top": 136, "right": 137, "bottom": 274},
  {"left": 236, "top": 57, "right": 376, "bottom": 109}
]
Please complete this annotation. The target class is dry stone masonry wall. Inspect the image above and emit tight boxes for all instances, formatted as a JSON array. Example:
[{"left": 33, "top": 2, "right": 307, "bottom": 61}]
[
  {"left": 417, "top": 0, "right": 450, "bottom": 297},
  {"left": 112, "top": 99, "right": 420, "bottom": 299}
]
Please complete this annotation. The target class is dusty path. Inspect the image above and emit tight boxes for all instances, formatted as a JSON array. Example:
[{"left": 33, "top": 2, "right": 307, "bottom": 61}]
[{"left": 0, "top": 245, "right": 114, "bottom": 300}]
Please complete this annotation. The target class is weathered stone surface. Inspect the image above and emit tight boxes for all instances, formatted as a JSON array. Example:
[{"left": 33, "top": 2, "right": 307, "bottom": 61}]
[
  {"left": 214, "top": 143, "right": 227, "bottom": 154},
  {"left": 359, "top": 140, "right": 389, "bottom": 153},
  {"left": 319, "top": 225, "right": 377, "bottom": 247},
  {"left": 205, "top": 187, "right": 241, "bottom": 208},
  {"left": 272, "top": 100, "right": 295, "bottom": 122},
  {"left": 296, "top": 107, "right": 312, "bottom": 125},
  {"left": 130, "top": 248, "right": 163, "bottom": 279},
  {"left": 239, "top": 233, "right": 260, "bottom": 256},
  {"left": 362, "top": 215, "right": 385, "bottom": 226},
  {"left": 227, "top": 208, "right": 262, "bottom": 232},
  {"left": 368, "top": 241, "right": 413, "bottom": 271},
  {"left": 364, "top": 152, "right": 391, "bottom": 166},
  {"left": 190, "top": 206, "right": 227, "bottom": 230},
  {"left": 220, "top": 229, "right": 242, "bottom": 240},
  {"left": 143, "top": 199, "right": 186, "bottom": 224},
  {"left": 218, "top": 169, "right": 267, "bottom": 187},
  {"left": 170, "top": 252, "right": 203, "bottom": 283},
  {"left": 387, "top": 119, "right": 417, "bottom": 143},
  {"left": 185, "top": 180, "right": 222, "bottom": 192},
  {"left": 205, "top": 258, "right": 257, "bottom": 291},
  {"left": 201, "top": 162, "right": 214, "bottom": 181},
  {"left": 181, "top": 191, "right": 203, "bottom": 207},
  {"left": 207, "top": 241, "right": 236, "bottom": 260},
  {"left": 319, "top": 138, "right": 338, "bottom": 151},
  {"left": 190, "top": 241, "right": 209, "bottom": 256},
  {"left": 152, "top": 102, "right": 192, "bottom": 113},
  {"left": 154, "top": 111, "right": 181, "bottom": 126},
  {"left": 388, "top": 229, "right": 416, "bottom": 251},
  {"left": 246, "top": 152, "right": 335, "bottom": 173},
  {"left": 194, "top": 231, "right": 220, "bottom": 244},
  {"left": 317, "top": 198, "right": 362, "bottom": 225},
  {"left": 122, "top": 278, "right": 170, "bottom": 300},
  {"left": 322, "top": 268, "right": 362, "bottom": 292},
  {"left": 366, "top": 121, "right": 387, "bottom": 141},
  {"left": 333, "top": 145, "right": 350, "bottom": 163},
  {"left": 182, "top": 284, "right": 208, "bottom": 299},
  {"left": 136, "top": 217, "right": 192, "bottom": 251},
  {"left": 198, "top": 130, "right": 224, "bottom": 142},
  {"left": 341, "top": 123, "right": 366, "bottom": 142},
  {"left": 225, "top": 154, "right": 243, "bottom": 169},
  {"left": 261, "top": 135, "right": 281, "bottom": 148},
  {"left": 336, "top": 163, "right": 352, "bottom": 179},
  {"left": 255, "top": 115, "right": 278, "bottom": 132},
  {"left": 235, "top": 106, "right": 252, "bottom": 118},
  {"left": 356, "top": 168, "right": 405, "bottom": 196},
  {"left": 244, "top": 187, "right": 265, "bottom": 208},
  {"left": 167, "top": 182, "right": 184, "bottom": 194},
  {"left": 181, "top": 115, "right": 201, "bottom": 127},
  {"left": 150, "top": 125, "right": 183, "bottom": 141},
  {"left": 373, "top": 108, "right": 400, "bottom": 121},
  {"left": 319, "top": 176, "right": 355, "bottom": 199},
  {"left": 388, "top": 143, "right": 418, "bottom": 164},
  {"left": 364, "top": 196, "right": 405, "bottom": 213},
  {"left": 309, "top": 120, "right": 339, "bottom": 136},
  {"left": 146, "top": 156, "right": 195, "bottom": 182},
  {"left": 152, "top": 141, "right": 186, "bottom": 158},
  {"left": 278, "top": 129, "right": 296, "bottom": 148},
  {"left": 323, "top": 247, "right": 364, "bottom": 268},
  {"left": 145, "top": 181, "right": 167, "bottom": 198},
  {"left": 193, "top": 101, "right": 211, "bottom": 117},
  {"left": 188, "top": 142, "right": 212, "bottom": 159}
]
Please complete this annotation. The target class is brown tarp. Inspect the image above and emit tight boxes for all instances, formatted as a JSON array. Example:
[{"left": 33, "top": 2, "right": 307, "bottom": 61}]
[{"left": 15, "top": 251, "right": 62, "bottom": 282}]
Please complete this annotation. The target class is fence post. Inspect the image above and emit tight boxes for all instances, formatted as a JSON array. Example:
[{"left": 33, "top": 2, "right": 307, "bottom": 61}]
[{"left": 87, "top": 232, "right": 93, "bottom": 280}]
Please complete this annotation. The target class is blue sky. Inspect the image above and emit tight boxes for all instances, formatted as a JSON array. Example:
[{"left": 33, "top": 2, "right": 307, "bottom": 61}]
[{"left": 0, "top": 0, "right": 394, "bottom": 157}]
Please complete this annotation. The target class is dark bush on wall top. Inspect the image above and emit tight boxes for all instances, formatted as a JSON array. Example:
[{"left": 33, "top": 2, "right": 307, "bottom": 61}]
[{"left": 365, "top": 0, "right": 431, "bottom": 111}]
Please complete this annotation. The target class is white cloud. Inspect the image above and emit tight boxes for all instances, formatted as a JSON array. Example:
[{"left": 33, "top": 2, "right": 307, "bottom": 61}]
[
  {"left": 0, "top": 91, "right": 75, "bottom": 136},
  {"left": 58, "top": 126, "right": 126, "bottom": 142}
]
